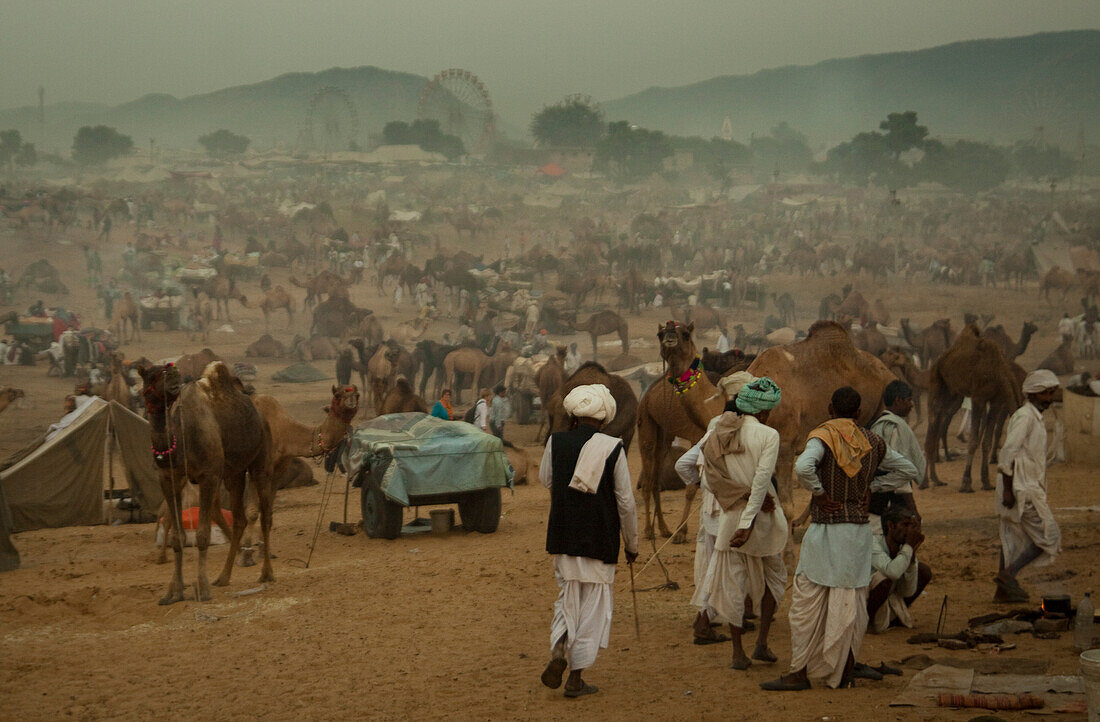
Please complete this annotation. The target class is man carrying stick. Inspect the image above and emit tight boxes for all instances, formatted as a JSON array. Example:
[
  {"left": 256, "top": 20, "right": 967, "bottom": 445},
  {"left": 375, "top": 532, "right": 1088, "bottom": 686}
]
[{"left": 539, "top": 384, "right": 639, "bottom": 698}]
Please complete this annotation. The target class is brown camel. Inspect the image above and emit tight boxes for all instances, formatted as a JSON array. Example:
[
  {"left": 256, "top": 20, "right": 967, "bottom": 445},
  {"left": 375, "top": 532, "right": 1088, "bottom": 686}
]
[
  {"left": 203, "top": 274, "right": 248, "bottom": 321},
  {"left": 686, "top": 303, "right": 723, "bottom": 331},
  {"left": 111, "top": 292, "right": 141, "bottom": 344},
  {"left": 367, "top": 342, "right": 417, "bottom": 411},
  {"left": 635, "top": 321, "right": 723, "bottom": 541},
  {"left": 747, "top": 320, "right": 897, "bottom": 504},
  {"left": 1039, "top": 266, "right": 1075, "bottom": 303},
  {"left": 849, "top": 319, "right": 889, "bottom": 358},
  {"left": 245, "top": 334, "right": 286, "bottom": 358},
  {"left": 139, "top": 361, "right": 273, "bottom": 605},
  {"left": 102, "top": 352, "right": 135, "bottom": 411},
  {"left": 900, "top": 317, "right": 955, "bottom": 368},
  {"left": 923, "top": 326, "right": 1024, "bottom": 492},
  {"left": 358, "top": 312, "right": 385, "bottom": 346},
  {"left": 771, "top": 292, "right": 796, "bottom": 326},
  {"left": 378, "top": 377, "right": 429, "bottom": 414},
  {"left": 981, "top": 321, "right": 1038, "bottom": 361},
  {"left": 246, "top": 385, "right": 359, "bottom": 561},
  {"left": 258, "top": 285, "right": 295, "bottom": 330},
  {"left": 535, "top": 347, "right": 567, "bottom": 435},
  {"left": 290, "top": 271, "right": 347, "bottom": 307},
  {"left": 573, "top": 309, "right": 629, "bottom": 361},
  {"left": 0, "top": 386, "right": 25, "bottom": 414},
  {"left": 1038, "top": 338, "right": 1075, "bottom": 375},
  {"left": 546, "top": 362, "right": 638, "bottom": 450},
  {"left": 186, "top": 295, "right": 213, "bottom": 343},
  {"left": 443, "top": 346, "right": 491, "bottom": 405},
  {"left": 879, "top": 347, "right": 929, "bottom": 426}
]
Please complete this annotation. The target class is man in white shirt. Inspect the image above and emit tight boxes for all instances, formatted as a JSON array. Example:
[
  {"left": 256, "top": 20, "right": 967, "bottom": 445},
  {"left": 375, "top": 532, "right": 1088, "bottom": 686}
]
[
  {"left": 473, "top": 388, "right": 491, "bottom": 432},
  {"left": 868, "top": 505, "right": 932, "bottom": 633},
  {"left": 994, "top": 369, "right": 1062, "bottom": 604},
  {"left": 716, "top": 328, "right": 731, "bottom": 354},
  {"left": 869, "top": 380, "right": 927, "bottom": 519},
  {"left": 539, "top": 384, "right": 638, "bottom": 699}
]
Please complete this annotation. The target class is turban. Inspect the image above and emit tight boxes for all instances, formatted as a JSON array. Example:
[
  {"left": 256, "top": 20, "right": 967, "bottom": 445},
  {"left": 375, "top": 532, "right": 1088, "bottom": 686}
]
[
  {"left": 707, "top": 370, "right": 756, "bottom": 402},
  {"left": 563, "top": 384, "right": 617, "bottom": 423},
  {"left": 735, "top": 377, "right": 782, "bottom": 414},
  {"left": 1022, "top": 369, "right": 1060, "bottom": 394}
]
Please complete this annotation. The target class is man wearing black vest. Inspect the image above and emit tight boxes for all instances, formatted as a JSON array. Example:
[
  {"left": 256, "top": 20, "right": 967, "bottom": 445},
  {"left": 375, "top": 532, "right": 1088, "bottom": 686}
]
[{"left": 538, "top": 384, "right": 639, "bottom": 699}]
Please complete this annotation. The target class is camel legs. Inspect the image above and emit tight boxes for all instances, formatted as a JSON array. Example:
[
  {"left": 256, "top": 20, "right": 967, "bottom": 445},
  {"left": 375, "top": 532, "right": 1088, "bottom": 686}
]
[
  {"left": 670, "top": 484, "right": 697, "bottom": 544},
  {"left": 254, "top": 467, "right": 275, "bottom": 584},
  {"left": 214, "top": 479, "right": 248, "bottom": 588},
  {"left": 158, "top": 478, "right": 187, "bottom": 606},
  {"left": 637, "top": 417, "right": 672, "bottom": 539},
  {"left": 959, "top": 400, "right": 988, "bottom": 493},
  {"left": 194, "top": 474, "right": 217, "bottom": 602}
]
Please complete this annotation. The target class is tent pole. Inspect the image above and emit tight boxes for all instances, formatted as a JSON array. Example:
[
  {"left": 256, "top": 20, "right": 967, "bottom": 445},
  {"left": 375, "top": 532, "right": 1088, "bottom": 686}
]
[{"left": 107, "top": 418, "right": 115, "bottom": 518}]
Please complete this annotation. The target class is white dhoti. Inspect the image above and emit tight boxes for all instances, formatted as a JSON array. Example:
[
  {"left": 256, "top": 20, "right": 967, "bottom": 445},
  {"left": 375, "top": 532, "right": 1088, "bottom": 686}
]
[
  {"left": 999, "top": 500, "right": 1061, "bottom": 569},
  {"left": 705, "top": 549, "right": 786, "bottom": 627},
  {"left": 691, "top": 522, "right": 718, "bottom": 617},
  {"left": 549, "top": 556, "right": 614, "bottom": 670},
  {"left": 869, "top": 570, "right": 914, "bottom": 634},
  {"left": 788, "top": 574, "right": 868, "bottom": 689}
]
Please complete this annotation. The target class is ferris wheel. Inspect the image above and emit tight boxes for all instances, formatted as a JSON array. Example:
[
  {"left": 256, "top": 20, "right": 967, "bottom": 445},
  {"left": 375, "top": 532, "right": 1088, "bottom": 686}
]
[
  {"left": 417, "top": 68, "right": 495, "bottom": 154},
  {"left": 1010, "top": 55, "right": 1080, "bottom": 145},
  {"left": 305, "top": 86, "right": 359, "bottom": 153}
]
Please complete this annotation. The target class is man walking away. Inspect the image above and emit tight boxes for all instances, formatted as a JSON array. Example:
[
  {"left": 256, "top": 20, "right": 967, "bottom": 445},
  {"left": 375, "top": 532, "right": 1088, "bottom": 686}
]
[
  {"left": 762, "top": 386, "right": 917, "bottom": 691},
  {"left": 994, "top": 370, "right": 1061, "bottom": 603},
  {"left": 868, "top": 505, "right": 932, "bottom": 633},
  {"left": 539, "top": 384, "right": 639, "bottom": 698}
]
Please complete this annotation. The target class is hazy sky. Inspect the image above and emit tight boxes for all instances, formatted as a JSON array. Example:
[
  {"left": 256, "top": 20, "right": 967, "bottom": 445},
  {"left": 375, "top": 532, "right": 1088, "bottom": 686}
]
[{"left": 2, "top": 0, "right": 1097, "bottom": 123}]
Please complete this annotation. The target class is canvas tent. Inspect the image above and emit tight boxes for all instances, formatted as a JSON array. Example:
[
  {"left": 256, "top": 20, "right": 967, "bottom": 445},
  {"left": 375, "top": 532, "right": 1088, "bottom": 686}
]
[{"left": 0, "top": 397, "right": 164, "bottom": 534}]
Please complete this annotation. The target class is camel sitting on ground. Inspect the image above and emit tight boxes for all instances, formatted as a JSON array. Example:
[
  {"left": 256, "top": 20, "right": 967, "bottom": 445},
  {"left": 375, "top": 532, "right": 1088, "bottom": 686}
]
[
  {"left": 923, "top": 326, "right": 1024, "bottom": 492},
  {"left": 139, "top": 361, "right": 273, "bottom": 605},
  {"left": 0, "top": 386, "right": 24, "bottom": 414},
  {"left": 747, "top": 320, "right": 897, "bottom": 504},
  {"left": 111, "top": 292, "right": 141, "bottom": 344},
  {"left": 572, "top": 309, "right": 629, "bottom": 361},
  {"left": 378, "top": 377, "right": 429, "bottom": 414},
  {"left": 246, "top": 334, "right": 286, "bottom": 358}
]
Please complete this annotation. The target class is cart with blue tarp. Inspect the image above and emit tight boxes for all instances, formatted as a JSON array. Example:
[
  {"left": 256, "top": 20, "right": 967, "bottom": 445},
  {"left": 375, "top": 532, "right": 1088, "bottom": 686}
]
[{"left": 342, "top": 413, "right": 513, "bottom": 539}]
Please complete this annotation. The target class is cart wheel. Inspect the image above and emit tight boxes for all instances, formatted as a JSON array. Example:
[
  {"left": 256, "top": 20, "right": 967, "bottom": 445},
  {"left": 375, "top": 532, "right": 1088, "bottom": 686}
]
[
  {"left": 458, "top": 487, "right": 501, "bottom": 534},
  {"left": 360, "top": 472, "right": 403, "bottom": 539}
]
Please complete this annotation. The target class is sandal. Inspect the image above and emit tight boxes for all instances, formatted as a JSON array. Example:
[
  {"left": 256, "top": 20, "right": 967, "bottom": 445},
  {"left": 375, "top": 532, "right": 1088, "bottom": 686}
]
[
  {"left": 693, "top": 634, "right": 731, "bottom": 646},
  {"left": 564, "top": 683, "right": 598, "bottom": 698},
  {"left": 760, "top": 677, "right": 811, "bottom": 691},
  {"left": 540, "top": 657, "right": 567, "bottom": 689}
]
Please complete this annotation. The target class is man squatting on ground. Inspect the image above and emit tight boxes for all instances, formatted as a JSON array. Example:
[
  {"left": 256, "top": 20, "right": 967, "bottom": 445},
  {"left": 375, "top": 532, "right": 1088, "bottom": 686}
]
[
  {"left": 994, "top": 369, "right": 1062, "bottom": 604},
  {"left": 868, "top": 504, "right": 933, "bottom": 633},
  {"left": 762, "top": 386, "right": 918, "bottom": 691},
  {"left": 539, "top": 383, "right": 639, "bottom": 698},
  {"left": 676, "top": 374, "right": 788, "bottom": 669}
]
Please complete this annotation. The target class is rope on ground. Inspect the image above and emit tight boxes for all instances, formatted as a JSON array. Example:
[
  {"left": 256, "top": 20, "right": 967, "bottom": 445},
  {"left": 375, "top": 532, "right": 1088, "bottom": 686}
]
[{"left": 625, "top": 494, "right": 702, "bottom": 592}]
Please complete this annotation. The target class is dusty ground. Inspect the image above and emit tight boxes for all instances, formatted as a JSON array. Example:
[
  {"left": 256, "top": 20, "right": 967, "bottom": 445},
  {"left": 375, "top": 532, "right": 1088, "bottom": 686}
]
[{"left": 1, "top": 221, "right": 1098, "bottom": 720}]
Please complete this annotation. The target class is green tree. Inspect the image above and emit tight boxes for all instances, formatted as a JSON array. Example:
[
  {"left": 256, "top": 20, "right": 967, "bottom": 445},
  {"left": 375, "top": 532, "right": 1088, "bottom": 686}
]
[
  {"left": 530, "top": 99, "right": 605, "bottom": 148},
  {"left": 750, "top": 121, "right": 814, "bottom": 174},
  {"left": 594, "top": 121, "right": 673, "bottom": 182},
  {"left": 382, "top": 119, "right": 464, "bottom": 160},
  {"left": 0, "top": 129, "right": 37, "bottom": 168},
  {"left": 879, "top": 111, "right": 928, "bottom": 160},
  {"left": 198, "top": 129, "right": 250, "bottom": 157},
  {"left": 72, "top": 125, "right": 133, "bottom": 165},
  {"left": 1013, "top": 141, "right": 1076, "bottom": 181},
  {"left": 918, "top": 139, "right": 1010, "bottom": 194}
]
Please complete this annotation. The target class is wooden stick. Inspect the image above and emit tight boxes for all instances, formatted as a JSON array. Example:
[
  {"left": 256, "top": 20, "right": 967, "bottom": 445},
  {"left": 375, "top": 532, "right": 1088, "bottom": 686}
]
[{"left": 628, "top": 560, "right": 641, "bottom": 640}]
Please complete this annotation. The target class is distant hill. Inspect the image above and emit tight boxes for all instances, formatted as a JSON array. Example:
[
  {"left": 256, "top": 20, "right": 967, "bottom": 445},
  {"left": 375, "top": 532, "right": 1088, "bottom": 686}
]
[
  {"left": 0, "top": 66, "right": 432, "bottom": 154},
  {"left": 601, "top": 31, "right": 1099, "bottom": 149}
]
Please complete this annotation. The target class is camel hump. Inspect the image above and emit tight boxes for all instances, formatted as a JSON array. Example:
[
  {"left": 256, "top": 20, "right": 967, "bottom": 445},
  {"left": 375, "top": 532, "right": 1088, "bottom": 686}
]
[
  {"left": 805, "top": 320, "right": 849, "bottom": 339},
  {"left": 200, "top": 361, "right": 236, "bottom": 389}
]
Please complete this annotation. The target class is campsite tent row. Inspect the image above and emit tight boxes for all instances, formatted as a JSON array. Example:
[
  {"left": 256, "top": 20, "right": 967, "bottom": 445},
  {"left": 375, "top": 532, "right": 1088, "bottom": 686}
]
[{"left": 0, "top": 397, "right": 164, "bottom": 572}]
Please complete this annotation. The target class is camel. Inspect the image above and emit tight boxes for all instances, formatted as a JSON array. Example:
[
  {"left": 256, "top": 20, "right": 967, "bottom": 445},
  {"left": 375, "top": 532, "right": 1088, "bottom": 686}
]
[
  {"left": 257, "top": 285, "right": 295, "bottom": 330},
  {"left": 186, "top": 295, "right": 213, "bottom": 343},
  {"left": 174, "top": 348, "right": 222, "bottom": 382},
  {"left": 771, "top": 292, "right": 796, "bottom": 326},
  {"left": 572, "top": 309, "right": 629, "bottom": 361},
  {"left": 375, "top": 255, "right": 410, "bottom": 293},
  {"left": 981, "top": 321, "right": 1038, "bottom": 361},
  {"left": 1039, "top": 266, "right": 1075, "bottom": 303},
  {"left": 1038, "top": 338, "right": 1075, "bottom": 375},
  {"left": 535, "top": 347, "right": 567, "bottom": 435},
  {"left": 880, "top": 347, "right": 929, "bottom": 427},
  {"left": 900, "top": 318, "right": 955, "bottom": 368},
  {"left": 358, "top": 312, "right": 385, "bottom": 346},
  {"left": 413, "top": 340, "right": 457, "bottom": 399},
  {"left": 635, "top": 321, "right": 724, "bottom": 541},
  {"left": 102, "top": 352, "right": 135, "bottom": 411},
  {"left": 368, "top": 342, "right": 416, "bottom": 410},
  {"left": 849, "top": 319, "right": 888, "bottom": 358},
  {"left": 110, "top": 292, "right": 141, "bottom": 344},
  {"left": 747, "top": 320, "right": 898, "bottom": 504},
  {"left": 0, "top": 386, "right": 24, "bottom": 414},
  {"left": 924, "top": 327, "right": 1024, "bottom": 492},
  {"left": 139, "top": 361, "right": 273, "bottom": 605},
  {"left": 685, "top": 303, "right": 723, "bottom": 331},
  {"left": 378, "top": 377, "right": 429, "bottom": 414},
  {"left": 311, "top": 295, "right": 370, "bottom": 339},
  {"left": 290, "top": 271, "right": 347, "bottom": 307},
  {"left": 246, "top": 385, "right": 359, "bottom": 561},
  {"left": 443, "top": 346, "right": 492, "bottom": 405},
  {"left": 546, "top": 362, "right": 638, "bottom": 450},
  {"left": 388, "top": 319, "right": 430, "bottom": 347},
  {"left": 245, "top": 334, "right": 286, "bottom": 358},
  {"left": 202, "top": 274, "right": 248, "bottom": 321}
]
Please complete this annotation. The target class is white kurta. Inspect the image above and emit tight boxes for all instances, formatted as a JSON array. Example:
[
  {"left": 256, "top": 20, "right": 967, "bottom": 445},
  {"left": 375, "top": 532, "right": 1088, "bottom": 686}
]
[
  {"left": 540, "top": 437, "right": 639, "bottom": 670},
  {"left": 995, "top": 402, "right": 1061, "bottom": 567},
  {"left": 675, "top": 417, "right": 722, "bottom": 616},
  {"left": 869, "top": 535, "right": 919, "bottom": 633}
]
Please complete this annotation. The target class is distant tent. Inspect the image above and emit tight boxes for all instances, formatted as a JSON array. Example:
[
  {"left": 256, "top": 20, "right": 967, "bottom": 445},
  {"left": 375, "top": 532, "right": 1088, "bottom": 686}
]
[
  {"left": 0, "top": 397, "right": 164, "bottom": 534},
  {"left": 539, "top": 162, "right": 566, "bottom": 177}
]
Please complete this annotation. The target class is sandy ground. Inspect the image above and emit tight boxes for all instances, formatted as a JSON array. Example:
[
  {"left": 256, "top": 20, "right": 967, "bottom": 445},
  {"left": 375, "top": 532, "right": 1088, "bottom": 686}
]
[{"left": 1, "top": 221, "right": 1098, "bottom": 720}]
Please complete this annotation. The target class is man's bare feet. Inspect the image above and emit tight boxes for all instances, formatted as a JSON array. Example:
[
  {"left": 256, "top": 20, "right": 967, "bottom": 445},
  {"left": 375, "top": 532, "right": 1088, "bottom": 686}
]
[
  {"left": 752, "top": 646, "right": 777, "bottom": 663},
  {"left": 730, "top": 655, "right": 751, "bottom": 670}
]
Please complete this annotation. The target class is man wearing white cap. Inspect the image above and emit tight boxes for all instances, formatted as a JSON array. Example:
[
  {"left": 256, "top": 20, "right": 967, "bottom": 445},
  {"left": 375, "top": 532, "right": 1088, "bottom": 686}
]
[
  {"left": 539, "top": 384, "right": 639, "bottom": 698},
  {"left": 994, "top": 369, "right": 1062, "bottom": 603}
]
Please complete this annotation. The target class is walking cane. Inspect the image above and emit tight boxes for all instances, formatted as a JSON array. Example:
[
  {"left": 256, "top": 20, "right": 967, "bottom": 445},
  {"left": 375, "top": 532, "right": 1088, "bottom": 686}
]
[{"left": 628, "top": 559, "right": 641, "bottom": 640}]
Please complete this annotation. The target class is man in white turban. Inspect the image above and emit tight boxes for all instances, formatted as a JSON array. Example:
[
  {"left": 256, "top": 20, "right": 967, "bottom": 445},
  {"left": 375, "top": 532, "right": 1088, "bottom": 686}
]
[
  {"left": 994, "top": 369, "right": 1061, "bottom": 603},
  {"left": 539, "top": 384, "right": 638, "bottom": 698}
]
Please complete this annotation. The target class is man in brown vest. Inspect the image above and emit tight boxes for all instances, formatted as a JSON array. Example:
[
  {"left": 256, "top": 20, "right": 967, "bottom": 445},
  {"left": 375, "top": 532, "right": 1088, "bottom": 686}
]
[{"left": 762, "top": 386, "right": 917, "bottom": 690}]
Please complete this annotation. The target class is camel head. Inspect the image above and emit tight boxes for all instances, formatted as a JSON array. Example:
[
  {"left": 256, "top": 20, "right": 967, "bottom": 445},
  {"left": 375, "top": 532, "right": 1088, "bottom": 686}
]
[
  {"left": 657, "top": 320, "right": 697, "bottom": 368},
  {"left": 329, "top": 384, "right": 360, "bottom": 422},
  {"left": 139, "top": 363, "right": 183, "bottom": 415}
]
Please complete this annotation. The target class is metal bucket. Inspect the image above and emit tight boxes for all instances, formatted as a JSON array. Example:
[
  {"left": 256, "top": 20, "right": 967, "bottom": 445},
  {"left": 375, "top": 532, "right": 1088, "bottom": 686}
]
[{"left": 429, "top": 508, "right": 455, "bottom": 534}]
